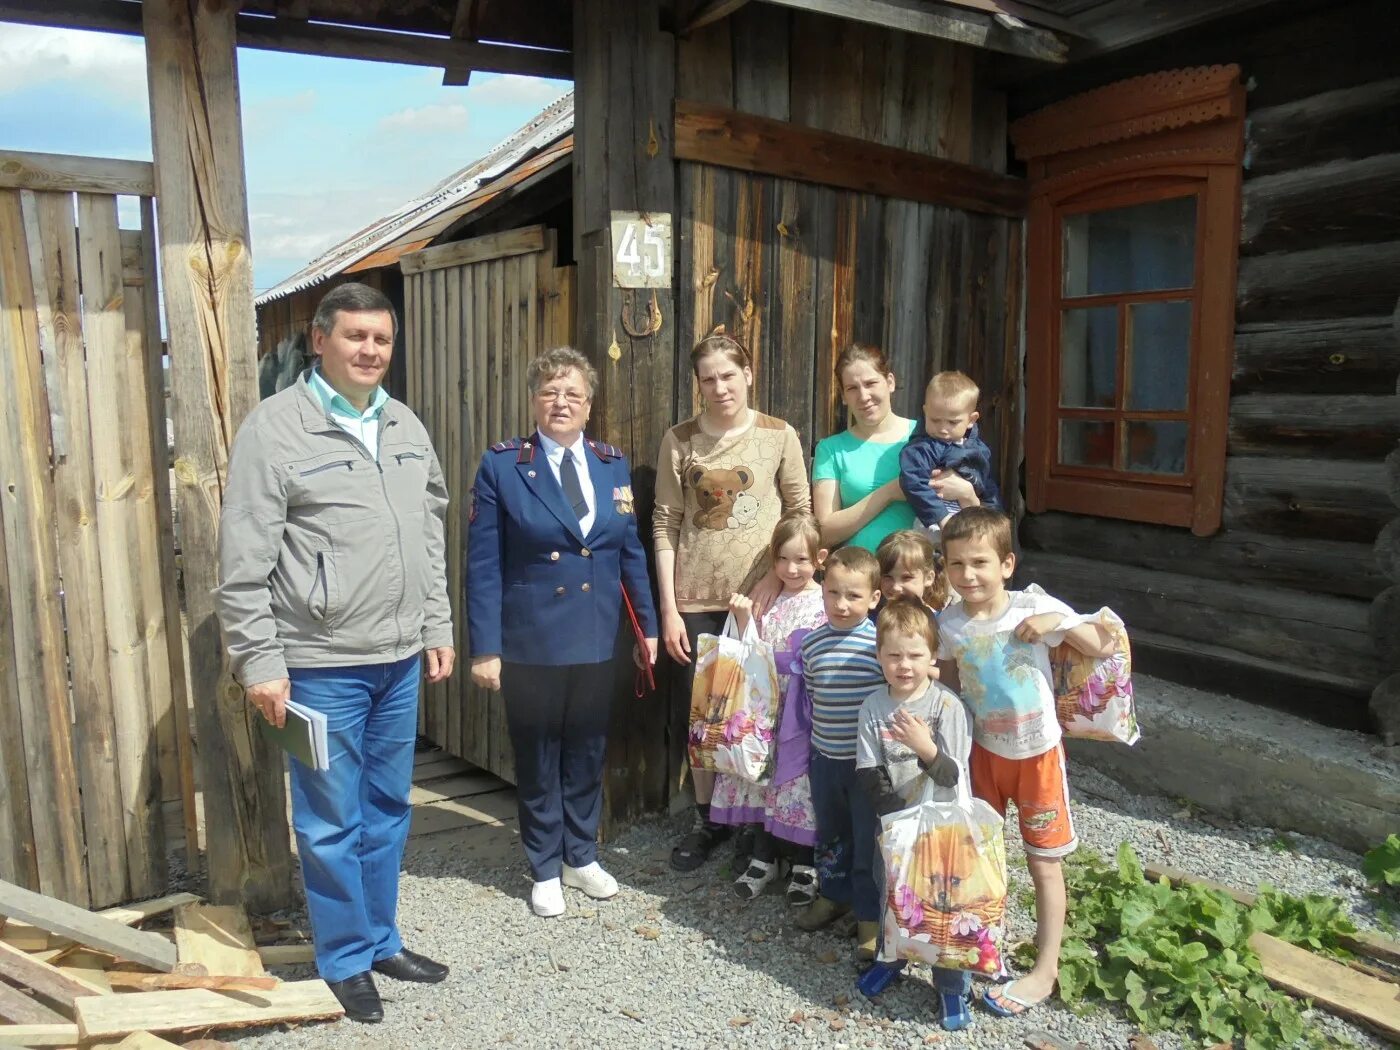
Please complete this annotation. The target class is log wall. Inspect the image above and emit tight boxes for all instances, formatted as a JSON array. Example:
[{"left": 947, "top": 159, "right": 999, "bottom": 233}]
[{"left": 1012, "top": 0, "right": 1400, "bottom": 729}]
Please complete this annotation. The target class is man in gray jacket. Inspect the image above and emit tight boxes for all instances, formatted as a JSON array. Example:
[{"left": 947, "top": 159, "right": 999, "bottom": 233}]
[{"left": 215, "top": 282, "right": 454, "bottom": 1023}]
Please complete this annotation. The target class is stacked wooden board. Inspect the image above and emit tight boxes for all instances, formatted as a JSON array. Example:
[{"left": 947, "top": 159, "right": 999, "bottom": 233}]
[{"left": 0, "top": 879, "right": 338, "bottom": 1047}]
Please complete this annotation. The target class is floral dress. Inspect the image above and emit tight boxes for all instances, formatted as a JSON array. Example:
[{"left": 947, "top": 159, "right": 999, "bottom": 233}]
[{"left": 710, "top": 586, "right": 827, "bottom": 845}]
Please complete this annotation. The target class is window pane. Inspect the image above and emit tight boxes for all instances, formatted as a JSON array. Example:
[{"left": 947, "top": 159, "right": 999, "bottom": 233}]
[
  {"left": 1127, "top": 300, "right": 1192, "bottom": 411},
  {"left": 1060, "top": 307, "right": 1117, "bottom": 408},
  {"left": 1062, "top": 196, "right": 1197, "bottom": 297},
  {"left": 1059, "top": 420, "right": 1115, "bottom": 469},
  {"left": 1126, "top": 421, "right": 1188, "bottom": 475}
]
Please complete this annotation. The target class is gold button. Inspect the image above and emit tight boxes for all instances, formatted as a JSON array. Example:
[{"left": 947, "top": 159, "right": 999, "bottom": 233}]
[
  {"left": 555, "top": 586, "right": 566, "bottom": 596},
  {"left": 550, "top": 551, "right": 560, "bottom": 561},
  {"left": 581, "top": 547, "right": 591, "bottom": 557},
  {"left": 581, "top": 582, "right": 591, "bottom": 592}
]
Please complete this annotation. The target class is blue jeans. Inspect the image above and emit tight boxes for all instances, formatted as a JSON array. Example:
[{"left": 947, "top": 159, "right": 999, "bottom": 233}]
[
  {"left": 809, "top": 752, "right": 882, "bottom": 921},
  {"left": 287, "top": 655, "right": 421, "bottom": 982}
]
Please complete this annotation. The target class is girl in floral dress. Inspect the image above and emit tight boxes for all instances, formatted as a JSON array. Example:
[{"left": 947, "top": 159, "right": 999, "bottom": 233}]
[{"left": 710, "top": 511, "right": 829, "bottom": 904}]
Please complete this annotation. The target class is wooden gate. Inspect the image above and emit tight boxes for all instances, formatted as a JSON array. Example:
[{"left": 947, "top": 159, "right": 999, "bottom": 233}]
[
  {"left": 401, "top": 225, "right": 576, "bottom": 783},
  {"left": 0, "top": 151, "right": 195, "bottom": 907}
]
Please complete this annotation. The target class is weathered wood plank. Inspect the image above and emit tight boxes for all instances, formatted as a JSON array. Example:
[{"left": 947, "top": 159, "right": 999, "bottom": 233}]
[
  {"left": 1242, "top": 152, "right": 1400, "bottom": 255},
  {"left": 1249, "top": 933, "right": 1400, "bottom": 1041},
  {"left": 256, "top": 943, "right": 316, "bottom": 967},
  {"left": 1023, "top": 510, "right": 1387, "bottom": 601},
  {"left": 73, "top": 979, "right": 343, "bottom": 1040},
  {"left": 731, "top": 2, "right": 788, "bottom": 121},
  {"left": 0, "top": 463, "right": 35, "bottom": 890},
  {"left": 1017, "top": 551, "right": 1384, "bottom": 683},
  {"left": 1245, "top": 77, "right": 1400, "bottom": 178},
  {"left": 1228, "top": 393, "right": 1400, "bottom": 458},
  {"left": 0, "top": 190, "right": 87, "bottom": 905},
  {"left": 172, "top": 904, "right": 264, "bottom": 978},
  {"left": 105, "top": 972, "right": 278, "bottom": 993},
  {"left": 0, "top": 980, "right": 68, "bottom": 1025},
  {"left": 400, "top": 225, "right": 546, "bottom": 276},
  {"left": 23, "top": 189, "right": 128, "bottom": 907},
  {"left": 758, "top": 0, "right": 1067, "bottom": 63},
  {"left": 0, "top": 878, "right": 176, "bottom": 971},
  {"left": 144, "top": 0, "right": 293, "bottom": 909},
  {"left": 769, "top": 177, "right": 819, "bottom": 453},
  {"left": 0, "top": 938, "right": 107, "bottom": 1012},
  {"left": 1236, "top": 240, "right": 1400, "bottom": 324},
  {"left": 0, "top": 1022, "right": 79, "bottom": 1046},
  {"left": 446, "top": 259, "right": 465, "bottom": 760},
  {"left": 1232, "top": 315, "right": 1397, "bottom": 394},
  {"left": 77, "top": 192, "right": 164, "bottom": 899},
  {"left": 1223, "top": 456, "right": 1392, "bottom": 544},
  {"left": 674, "top": 100, "right": 1027, "bottom": 219},
  {"left": 0, "top": 150, "right": 154, "bottom": 196}
]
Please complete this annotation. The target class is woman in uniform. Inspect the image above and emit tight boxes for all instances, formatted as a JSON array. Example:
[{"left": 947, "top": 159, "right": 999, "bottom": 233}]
[{"left": 466, "top": 347, "right": 658, "bottom": 918}]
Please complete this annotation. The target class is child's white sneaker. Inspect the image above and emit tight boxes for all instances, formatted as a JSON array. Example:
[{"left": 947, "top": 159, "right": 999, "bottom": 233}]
[
  {"left": 561, "top": 862, "right": 618, "bottom": 899},
  {"left": 531, "top": 877, "right": 566, "bottom": 917}
]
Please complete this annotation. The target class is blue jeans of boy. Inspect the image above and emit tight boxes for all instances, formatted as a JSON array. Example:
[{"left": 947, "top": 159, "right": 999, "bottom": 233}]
[
  {"left": 810, "top": 751, "right": 882, "bottom": 921},
  {"left": 287, "top": 655, "right": 420, "bottom": 982}
]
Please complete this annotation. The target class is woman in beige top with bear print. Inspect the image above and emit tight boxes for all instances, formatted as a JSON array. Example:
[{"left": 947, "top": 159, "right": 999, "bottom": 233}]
[{"left": 654, "top": 333, "right": 810, "bottom": 871}]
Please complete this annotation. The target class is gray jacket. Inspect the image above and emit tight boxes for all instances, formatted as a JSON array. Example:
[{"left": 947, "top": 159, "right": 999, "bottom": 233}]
[{"left": 214, "top": 373, "right": 453, "bottom": 686}]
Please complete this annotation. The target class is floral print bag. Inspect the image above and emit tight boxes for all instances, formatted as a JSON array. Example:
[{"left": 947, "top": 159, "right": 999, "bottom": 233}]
[
  {"left": 878, "top": 785, "right": 1008, "bottom": 975},
  {"left": 687, "top": 614, "right": 781, "bottom": 783},
  {"left": 1048, "top": 606, "right": 1139, "bottom": 745}
]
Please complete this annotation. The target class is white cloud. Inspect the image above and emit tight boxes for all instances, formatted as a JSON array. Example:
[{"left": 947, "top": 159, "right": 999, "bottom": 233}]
[
  {"left": 462, "top": 75, "right": 568, "bottom": 110},
  {"left": 0, "top": 25, "right": 147, "bottom": 104},
  {"left": 375, "top": 102, "right": 470, "bottom": 136}
]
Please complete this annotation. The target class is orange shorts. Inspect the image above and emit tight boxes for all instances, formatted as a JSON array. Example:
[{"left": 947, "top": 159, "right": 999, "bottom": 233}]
[{"left": 971, "top": 742, "right": 1078, "bottom": 859}]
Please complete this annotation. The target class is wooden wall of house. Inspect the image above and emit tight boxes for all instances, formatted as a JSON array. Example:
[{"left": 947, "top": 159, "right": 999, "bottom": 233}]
[
  {"left": 674, "top": 6, "right": 1022, "bottom": 470},
  {"left": 1010, "top": 0, "right": 1400, "bottom": 730}
]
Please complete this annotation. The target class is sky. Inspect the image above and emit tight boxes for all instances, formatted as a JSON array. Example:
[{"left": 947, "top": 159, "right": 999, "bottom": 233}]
[{"left": 0, "top": 23, "right": 570, "bottom": 295}]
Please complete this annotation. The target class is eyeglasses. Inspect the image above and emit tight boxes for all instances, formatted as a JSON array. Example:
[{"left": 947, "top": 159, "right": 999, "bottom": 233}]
[{"left": 535, "top": 388, "right": 589, "bottom": 406}]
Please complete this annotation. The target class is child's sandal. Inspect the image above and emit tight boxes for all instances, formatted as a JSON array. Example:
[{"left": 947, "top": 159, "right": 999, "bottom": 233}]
[
  {"left": 733, "top": 858, "right": 778, "bottom": 901},
  {"left": 786, "top": 863, "right": 818, "bottom": 906}
]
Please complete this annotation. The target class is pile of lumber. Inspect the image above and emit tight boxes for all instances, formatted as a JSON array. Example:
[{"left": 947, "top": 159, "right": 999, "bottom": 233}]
[
  {"left": 0, "top": 878, "right": 341, "bottom": 1047},
  {"left": 1143, "top": 863, "right": 1400, "bottom": 1044}
]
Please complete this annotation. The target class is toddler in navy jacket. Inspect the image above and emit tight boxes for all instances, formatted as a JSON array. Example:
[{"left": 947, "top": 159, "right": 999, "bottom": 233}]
[{"left": 899, "top": 371, "right": 1001, "bottom": 531}]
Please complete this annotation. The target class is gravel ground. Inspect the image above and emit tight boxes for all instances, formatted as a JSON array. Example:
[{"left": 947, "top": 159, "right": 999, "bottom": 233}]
[{"left": 228, "top": 761, "right": 1393, "bottom": 1050}]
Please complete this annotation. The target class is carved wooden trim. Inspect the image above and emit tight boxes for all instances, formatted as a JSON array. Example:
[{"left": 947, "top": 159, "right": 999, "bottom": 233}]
[{"left": 1010, "top": 64, "right": 1244, "bottom": 162}]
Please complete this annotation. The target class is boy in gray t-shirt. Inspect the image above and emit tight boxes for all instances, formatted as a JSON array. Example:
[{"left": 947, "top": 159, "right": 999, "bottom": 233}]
[{"left": 854, "top": 598, "right": 975, "bottom": 1031}]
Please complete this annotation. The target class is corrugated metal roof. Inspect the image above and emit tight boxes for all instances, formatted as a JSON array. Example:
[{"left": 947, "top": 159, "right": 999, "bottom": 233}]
[{"left": 255, "top": 91, "right": 574, "bottom": 306}]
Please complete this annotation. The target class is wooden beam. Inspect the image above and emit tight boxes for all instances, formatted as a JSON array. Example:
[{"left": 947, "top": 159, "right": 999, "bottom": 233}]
[
  {"left": 0, "top": 878, "right": 177, "bottom": 972},
  {"left": 0, "top": 150, "right": 153, "bottom": 196},
  {"left": 73, "top": 980, "right": 343, "bottom": 1041},
  {"left": 755, "top": 0, "right": 1067, "bottom": 63},
  {"left": 0, "top": 1023, "right": 79, "bottom": 1046},
  {"left": 0, "top": 0, "right": 572, "bottom": 80},
  {"left": 678, "top": 0, "right": 752, "bottom": 36},
  {"left": 143, "top": 0, "right": 294, "bottom": 911},
  {"left": 1067, "top": 0, "right": 1279, "bottom": 57},
  {"left": 172, "top": 904, "right": 265, "bottom": 978},
  {"left": 0, "top": 980, "right": 68, "bottom": 1025},
  {"left": 442, "top": 0, "right": 477, "bottom": 86},
  {"left": 400, "top": 225, "right": 547, "bottom": 276},
  {"left": 0, "top": 939, "right": 107, "bottom": 1013},
  {"left": 1250, "top": 934, "right": 1400, "bottom": 1041},
  {"left": 674, "top": 100, "right": 1026, "bottom": 218}
]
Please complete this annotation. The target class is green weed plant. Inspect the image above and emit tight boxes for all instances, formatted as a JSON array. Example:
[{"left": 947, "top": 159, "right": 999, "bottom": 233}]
[{"left": 1025, "top": 843, "right": 1350, "bottom": 1048}]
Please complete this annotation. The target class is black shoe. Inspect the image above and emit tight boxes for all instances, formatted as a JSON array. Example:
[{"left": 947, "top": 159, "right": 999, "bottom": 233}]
[
  {"left": 372, "top": 948, "right": 449, "bottom": 984},
  {"left": 670, "top": 820, "right": 732, "bottom": 872},
  {"left": 327, "top": 972, "right": 383, "bottom": 1023}
]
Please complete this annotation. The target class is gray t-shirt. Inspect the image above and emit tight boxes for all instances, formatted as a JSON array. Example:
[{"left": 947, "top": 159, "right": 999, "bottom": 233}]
[{"left": 856, "top": 679, "right": 972, "bottom": 807}]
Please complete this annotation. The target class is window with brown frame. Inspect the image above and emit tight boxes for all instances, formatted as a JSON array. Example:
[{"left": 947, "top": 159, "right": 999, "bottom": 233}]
[{"left": 1010, "top": 66, "right": 1246, "bottom": 535}]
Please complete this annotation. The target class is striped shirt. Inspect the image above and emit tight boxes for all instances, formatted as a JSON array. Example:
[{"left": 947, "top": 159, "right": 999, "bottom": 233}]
[{"left": 801, "top": 619, "right": 885, "bottom": 759}]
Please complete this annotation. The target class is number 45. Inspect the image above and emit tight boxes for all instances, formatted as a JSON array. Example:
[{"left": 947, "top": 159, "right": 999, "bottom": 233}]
[{"left": 616, "top": 222, "right": 665, "bottom": 277}]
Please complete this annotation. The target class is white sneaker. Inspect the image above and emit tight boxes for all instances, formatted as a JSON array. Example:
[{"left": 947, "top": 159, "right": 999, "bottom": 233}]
[
  {"left": 561, "top": 861, "right": 619, "bottom": 899},
  {"left": 531, "top": 877, "right": 566, "bottom": 917}
]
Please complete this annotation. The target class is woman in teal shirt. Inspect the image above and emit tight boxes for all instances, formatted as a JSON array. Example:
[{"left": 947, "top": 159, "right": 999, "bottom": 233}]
[{"left": 813, "top": 345, "right": 980, "bottom": 552}]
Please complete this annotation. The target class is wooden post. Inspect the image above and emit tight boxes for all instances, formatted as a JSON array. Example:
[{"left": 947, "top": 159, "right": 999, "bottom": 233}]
[
  {"left": 143, "top": 0, "right": 292, "bottom": 909},
  {"left": 574, "top": 0, "right": 677, "bottom": 821}
]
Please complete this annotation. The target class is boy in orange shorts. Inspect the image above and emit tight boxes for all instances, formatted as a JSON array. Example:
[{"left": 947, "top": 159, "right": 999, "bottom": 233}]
[{"left": 935, "top": 508, "right": 1114, "bottom": 1017}]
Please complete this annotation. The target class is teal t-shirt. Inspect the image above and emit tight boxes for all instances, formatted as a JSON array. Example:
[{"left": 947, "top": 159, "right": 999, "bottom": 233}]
[{"left": 812, "top": 419, "right": 918, "bottom": 552}]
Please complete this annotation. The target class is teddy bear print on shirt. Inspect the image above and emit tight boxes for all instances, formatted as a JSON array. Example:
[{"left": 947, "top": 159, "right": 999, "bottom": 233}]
[{"left": 688, "top": 465, "right": 755, "bottom": 530}]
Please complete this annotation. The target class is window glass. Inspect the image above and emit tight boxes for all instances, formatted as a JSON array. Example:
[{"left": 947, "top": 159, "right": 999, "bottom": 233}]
[
  {"left": 1060, "top": 307, "right": 1117, "bottom": 408},
  {"left": 1125, "top": 421, "right": 1188, "bottom": 475},
  {"left": 1062, "top": 196, "right": 1197, "bottom": 297},
  {"left": 1059, "top": 420, "right": 1115, "bottom": 469},
  {"left": 1127, "top": 300, "right": 1192, "bottom": 412}
]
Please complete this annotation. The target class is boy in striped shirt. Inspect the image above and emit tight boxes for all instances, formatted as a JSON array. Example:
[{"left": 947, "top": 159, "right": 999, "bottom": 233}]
[{"left": 795, "top": 547, "right": 885, "bottom": 940}]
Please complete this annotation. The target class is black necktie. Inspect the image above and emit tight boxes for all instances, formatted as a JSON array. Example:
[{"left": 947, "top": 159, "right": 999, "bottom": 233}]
[{"left": 560, "top": 448, "right": 587, "bottom": 521}]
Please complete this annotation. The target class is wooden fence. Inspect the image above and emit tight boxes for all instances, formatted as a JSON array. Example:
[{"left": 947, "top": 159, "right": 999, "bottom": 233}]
[
  {"left": 402, "top": 225, "right": 576, "bottom": 785},
  {"left": 0, "top": 151, "right": 196, "bottom": 908}
]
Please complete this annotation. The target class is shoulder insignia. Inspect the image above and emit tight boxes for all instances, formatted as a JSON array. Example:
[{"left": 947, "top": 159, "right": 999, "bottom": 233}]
[
  {"left": 489, "top": 437, "right": 523, "bottom": 453},
  {"left": 587, "top": 439, "right": 623, "bottom": 462}
]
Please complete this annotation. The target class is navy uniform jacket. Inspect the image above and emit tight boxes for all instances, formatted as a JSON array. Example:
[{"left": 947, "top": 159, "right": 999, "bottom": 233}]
[{"left": 466, "top": 433, "right": 658, "bottom": 667}]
